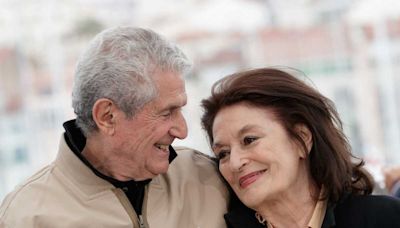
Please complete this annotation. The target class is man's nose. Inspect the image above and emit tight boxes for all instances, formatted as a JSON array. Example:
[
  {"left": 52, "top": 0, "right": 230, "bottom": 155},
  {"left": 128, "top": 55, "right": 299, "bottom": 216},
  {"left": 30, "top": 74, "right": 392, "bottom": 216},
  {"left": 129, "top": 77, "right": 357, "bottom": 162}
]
[{"left": 169, "top": 111, "right": 188, "bottom": 139}]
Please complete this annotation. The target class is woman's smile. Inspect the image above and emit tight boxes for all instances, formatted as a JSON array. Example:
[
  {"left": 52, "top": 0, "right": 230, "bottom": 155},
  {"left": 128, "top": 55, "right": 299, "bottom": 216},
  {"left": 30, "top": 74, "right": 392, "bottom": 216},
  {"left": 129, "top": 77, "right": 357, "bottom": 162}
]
[{"left": 239, "top": 169, "right": 267, "bottom": 188}]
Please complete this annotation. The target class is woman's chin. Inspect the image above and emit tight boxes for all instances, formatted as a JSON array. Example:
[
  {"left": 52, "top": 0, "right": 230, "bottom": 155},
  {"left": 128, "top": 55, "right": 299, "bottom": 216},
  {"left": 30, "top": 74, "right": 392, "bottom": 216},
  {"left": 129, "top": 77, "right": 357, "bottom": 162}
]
[{"left": 237, "top": 191, "right": 265, "bottom": 209}]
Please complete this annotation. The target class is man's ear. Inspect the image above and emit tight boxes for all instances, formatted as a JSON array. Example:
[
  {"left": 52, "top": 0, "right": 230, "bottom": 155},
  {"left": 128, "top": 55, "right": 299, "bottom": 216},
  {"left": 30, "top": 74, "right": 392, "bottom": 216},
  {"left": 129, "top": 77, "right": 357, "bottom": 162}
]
[
  {"left": 294, "top": 123, "right": 313, "bottom": 158},
  {"left": 92, "top": 98, "right": 116, "bottom": 135}
]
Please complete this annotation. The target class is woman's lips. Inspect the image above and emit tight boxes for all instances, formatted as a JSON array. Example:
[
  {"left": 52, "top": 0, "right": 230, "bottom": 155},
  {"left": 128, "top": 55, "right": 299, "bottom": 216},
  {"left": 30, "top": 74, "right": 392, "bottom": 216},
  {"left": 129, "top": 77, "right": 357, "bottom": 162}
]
[{"left": 239, "top": 170, "right": 267, "bottom": 188}]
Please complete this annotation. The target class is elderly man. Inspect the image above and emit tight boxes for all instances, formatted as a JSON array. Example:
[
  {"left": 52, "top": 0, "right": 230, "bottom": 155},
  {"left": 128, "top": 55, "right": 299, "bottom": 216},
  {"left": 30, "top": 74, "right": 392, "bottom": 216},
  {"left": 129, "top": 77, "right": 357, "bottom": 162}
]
[{"left": 0, "top": 27, "right": 228, "bottom": 228}]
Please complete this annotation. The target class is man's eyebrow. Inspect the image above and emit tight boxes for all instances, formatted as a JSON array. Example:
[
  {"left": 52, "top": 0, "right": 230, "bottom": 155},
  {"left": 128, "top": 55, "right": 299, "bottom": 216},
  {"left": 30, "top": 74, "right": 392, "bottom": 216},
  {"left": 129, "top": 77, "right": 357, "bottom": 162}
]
[
  {"left": 160, "top": 104, "right": 181, "bottom": 112},
  {"left": 162, "top": 98, "right": 187, "bottom": 111}
]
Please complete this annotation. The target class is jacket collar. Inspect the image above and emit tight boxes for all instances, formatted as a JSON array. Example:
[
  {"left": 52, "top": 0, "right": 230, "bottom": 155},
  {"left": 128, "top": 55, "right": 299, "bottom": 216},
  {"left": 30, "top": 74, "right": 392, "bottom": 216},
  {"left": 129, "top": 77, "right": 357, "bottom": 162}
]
[
  {"left": 60, "top": 119, "right": 177, "bottom": 191},
  {"left": 55, "top": 134, "right": 115, "bottom": 197},
  {"left": 321, "top": 193, "right": 352, "bottom": 228},
  {"left": 321, "top": 204, "right": 336, "bottom": 228},
  {"left": 224, "top": 193, "right": 265, "bottom": 228}
]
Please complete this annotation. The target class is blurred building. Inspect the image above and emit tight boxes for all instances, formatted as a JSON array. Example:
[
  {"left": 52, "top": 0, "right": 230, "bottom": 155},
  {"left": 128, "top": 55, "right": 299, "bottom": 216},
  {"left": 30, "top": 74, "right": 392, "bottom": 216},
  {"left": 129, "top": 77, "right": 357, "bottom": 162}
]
[{"left": 1, "top": 0, "right": 400, "bottom": 199}]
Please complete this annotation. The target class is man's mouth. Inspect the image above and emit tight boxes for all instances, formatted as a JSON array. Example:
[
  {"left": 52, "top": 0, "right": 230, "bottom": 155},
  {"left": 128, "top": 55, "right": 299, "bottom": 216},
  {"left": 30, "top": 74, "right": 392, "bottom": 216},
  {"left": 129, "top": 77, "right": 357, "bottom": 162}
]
[{"left": 155, "top": 144, "right": 170, "bottom": 152}]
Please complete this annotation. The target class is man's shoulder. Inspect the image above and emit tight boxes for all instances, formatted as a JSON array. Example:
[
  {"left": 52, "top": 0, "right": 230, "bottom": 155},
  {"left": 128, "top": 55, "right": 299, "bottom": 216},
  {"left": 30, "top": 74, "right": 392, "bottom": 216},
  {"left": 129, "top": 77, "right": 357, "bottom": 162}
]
[
  {"left": 1, "top": 165, "right": 54, "bottom": 205},
  {"left": 171, "top": 146, "right": 220, "bottom": 176},
  {"left": 147, "top": 147, "right": 229, "bottom": 228},
  {"left": 160, "top": 146, "right": 224, "bottom": 186},
  {"left": 0, "top": 164, "right": 56, "bottom": 223},
  {"left": 173, "top": 146, "right": 217, "bottom": 166}
]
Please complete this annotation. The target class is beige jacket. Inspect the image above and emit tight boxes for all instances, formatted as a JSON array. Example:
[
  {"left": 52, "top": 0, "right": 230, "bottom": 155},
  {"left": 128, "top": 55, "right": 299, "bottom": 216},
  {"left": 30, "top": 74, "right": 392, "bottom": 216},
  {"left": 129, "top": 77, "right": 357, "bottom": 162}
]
[{"left": 0, "top": 136, "right": 228, "bottom": 228}]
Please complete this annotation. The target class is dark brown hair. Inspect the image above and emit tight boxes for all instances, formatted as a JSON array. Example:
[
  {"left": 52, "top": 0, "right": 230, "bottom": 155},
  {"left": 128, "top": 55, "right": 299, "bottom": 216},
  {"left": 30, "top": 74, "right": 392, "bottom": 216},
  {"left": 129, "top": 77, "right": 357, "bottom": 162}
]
[{"left": 201, "top": 68, "right": 373, "bottom": 203}]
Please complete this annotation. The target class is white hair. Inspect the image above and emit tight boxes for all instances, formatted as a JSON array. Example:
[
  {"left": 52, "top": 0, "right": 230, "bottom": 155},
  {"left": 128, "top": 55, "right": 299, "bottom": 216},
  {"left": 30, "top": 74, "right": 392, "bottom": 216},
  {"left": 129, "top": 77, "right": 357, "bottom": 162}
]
[{"left": 72, "top": 27, "right": 192, "bottom": 136}]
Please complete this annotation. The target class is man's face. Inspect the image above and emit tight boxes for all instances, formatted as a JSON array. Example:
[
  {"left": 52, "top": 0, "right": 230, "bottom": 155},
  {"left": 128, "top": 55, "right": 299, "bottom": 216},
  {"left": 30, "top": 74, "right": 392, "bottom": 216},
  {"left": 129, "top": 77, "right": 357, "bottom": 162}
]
[{"left": 111, "top": 70, "right": 187, "bottom": 181}]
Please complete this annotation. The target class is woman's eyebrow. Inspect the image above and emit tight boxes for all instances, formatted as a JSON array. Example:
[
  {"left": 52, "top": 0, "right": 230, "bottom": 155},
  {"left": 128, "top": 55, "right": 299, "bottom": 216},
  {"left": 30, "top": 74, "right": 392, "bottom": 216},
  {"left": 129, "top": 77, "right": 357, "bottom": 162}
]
[
  {"left": 212, "top": 142, "right": 224, "bottom": 151},
  {"left": 238, "top": 124, "right": 260, "bottom": 136}
]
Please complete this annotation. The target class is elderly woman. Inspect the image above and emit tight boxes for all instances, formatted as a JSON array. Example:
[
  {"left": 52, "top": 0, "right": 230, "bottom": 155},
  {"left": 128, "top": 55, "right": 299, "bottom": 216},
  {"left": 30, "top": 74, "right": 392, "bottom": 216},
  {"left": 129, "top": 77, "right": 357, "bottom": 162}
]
[{"left": 201, "top": 68, "right": 400, "bottom": 228}]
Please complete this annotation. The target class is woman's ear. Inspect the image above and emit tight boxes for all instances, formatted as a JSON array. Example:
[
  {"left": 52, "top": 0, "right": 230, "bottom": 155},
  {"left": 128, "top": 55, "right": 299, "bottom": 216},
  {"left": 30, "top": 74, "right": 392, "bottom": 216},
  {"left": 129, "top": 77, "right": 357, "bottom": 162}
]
[
  {"left": 294, "top": 124, "right": 313, "bottom": 158},
  {"left": 92, "top": 98, "right": 116, "bottom": 135}
]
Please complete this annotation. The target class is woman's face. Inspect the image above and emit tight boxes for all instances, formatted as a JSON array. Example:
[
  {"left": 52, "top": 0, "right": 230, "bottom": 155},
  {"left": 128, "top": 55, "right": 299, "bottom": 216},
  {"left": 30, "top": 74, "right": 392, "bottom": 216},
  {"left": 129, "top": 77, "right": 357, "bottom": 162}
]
[{"left": 212, "top": 102, "right": 312, "bottom": 209}]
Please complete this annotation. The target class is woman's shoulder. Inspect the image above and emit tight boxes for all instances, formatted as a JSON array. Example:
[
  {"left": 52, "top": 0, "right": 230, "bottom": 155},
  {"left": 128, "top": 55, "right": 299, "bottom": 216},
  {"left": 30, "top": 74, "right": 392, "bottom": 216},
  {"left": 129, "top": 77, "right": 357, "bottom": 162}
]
[
  {"left": 340, "top": 194, "right": 400, "bottom": 209},
  {"left": 332, "top": 194, "right": 400, "bottom": 227}
]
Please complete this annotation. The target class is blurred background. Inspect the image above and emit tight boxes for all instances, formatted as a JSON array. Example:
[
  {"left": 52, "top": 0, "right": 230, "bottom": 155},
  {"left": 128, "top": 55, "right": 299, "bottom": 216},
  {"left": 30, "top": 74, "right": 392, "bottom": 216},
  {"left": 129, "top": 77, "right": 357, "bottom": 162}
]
[{"left": 1, "top": 0, "right": 400, "bottom": 200}]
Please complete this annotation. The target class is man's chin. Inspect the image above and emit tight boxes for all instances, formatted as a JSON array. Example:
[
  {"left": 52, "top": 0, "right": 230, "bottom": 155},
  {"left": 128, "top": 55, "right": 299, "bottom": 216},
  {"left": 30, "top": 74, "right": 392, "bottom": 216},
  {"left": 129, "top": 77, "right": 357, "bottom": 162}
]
[
  {"left": 149, "top": 163, "right": 170, "bottom": 176},
  {"left": 157, "top": 164, "right": 170, "bottom": 175}
]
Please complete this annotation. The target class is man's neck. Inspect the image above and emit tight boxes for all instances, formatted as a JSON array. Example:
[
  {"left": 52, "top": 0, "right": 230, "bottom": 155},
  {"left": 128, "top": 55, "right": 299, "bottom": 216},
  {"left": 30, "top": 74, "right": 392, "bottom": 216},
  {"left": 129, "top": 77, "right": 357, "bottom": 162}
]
[
  {"left": 81, "top": 140, "right": 110, "bottom": 177},
  {"left": 63, "top": 119, "right": 154, "bottom": 185},
  {"left": 81, "top": 137, "right": 130, "bottom": 181}
]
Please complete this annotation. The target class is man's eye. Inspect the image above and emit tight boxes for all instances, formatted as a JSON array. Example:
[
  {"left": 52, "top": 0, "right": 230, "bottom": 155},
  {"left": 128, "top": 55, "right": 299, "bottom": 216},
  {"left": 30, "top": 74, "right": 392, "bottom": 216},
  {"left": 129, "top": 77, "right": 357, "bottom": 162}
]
[
  {"left": 243, "top": 136, "right": 258, "bottom": 145},
  {"left": 161, "top": 112, "right": 171, "bottom": 117}
]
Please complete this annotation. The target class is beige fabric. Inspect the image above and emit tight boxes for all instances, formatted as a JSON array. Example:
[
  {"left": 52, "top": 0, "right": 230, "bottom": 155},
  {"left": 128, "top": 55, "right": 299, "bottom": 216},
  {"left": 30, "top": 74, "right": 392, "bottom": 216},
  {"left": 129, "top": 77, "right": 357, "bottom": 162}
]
[
  {"left": 0, "top": 135, "right": 229, "bottom": 228},
  {"left": 307, "top": 195, "right": 327, "bottom": 228}
]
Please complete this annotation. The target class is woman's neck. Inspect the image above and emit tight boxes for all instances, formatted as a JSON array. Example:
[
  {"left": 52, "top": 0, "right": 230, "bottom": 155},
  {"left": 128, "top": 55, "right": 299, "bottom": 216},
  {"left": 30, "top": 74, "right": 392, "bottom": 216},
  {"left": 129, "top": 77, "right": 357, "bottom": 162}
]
[{"left": 256, "top": 183, "right": 320, "bottom": 228}]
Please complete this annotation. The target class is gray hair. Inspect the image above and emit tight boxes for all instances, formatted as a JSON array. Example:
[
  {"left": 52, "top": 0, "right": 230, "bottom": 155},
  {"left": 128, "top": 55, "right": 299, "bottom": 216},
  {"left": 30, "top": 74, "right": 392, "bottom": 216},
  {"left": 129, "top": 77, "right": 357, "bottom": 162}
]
[{"left": 72, "top": 27, "right": 192, "bottom": 136}]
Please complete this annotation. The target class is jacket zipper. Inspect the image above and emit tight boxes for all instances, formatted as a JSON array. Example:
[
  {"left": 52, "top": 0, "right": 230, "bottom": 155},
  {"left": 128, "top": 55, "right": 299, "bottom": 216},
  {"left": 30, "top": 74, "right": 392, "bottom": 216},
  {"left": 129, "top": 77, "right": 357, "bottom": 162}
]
[
  {"left": 138, "top": 215, "right": 145, "bottom": 228},
  {"left": 113, "top": 188, "right": 145, "bottom": 227}
]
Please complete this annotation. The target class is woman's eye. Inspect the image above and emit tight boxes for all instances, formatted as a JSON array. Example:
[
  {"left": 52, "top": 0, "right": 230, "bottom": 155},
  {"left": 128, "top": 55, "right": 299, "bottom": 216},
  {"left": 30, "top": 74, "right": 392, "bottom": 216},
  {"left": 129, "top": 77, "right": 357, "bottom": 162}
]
[
  {"left": 243, "top": 136, "right": 257, "bottom": 145},
  {"left": 217, "top": 150, "right": 230, "bottom": 161}
]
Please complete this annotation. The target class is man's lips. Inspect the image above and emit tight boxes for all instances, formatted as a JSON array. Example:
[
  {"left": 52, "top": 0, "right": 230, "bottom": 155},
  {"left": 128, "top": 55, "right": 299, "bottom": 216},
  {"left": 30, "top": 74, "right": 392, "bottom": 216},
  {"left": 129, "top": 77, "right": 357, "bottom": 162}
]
[
  {"left": 239, "top": 169, "right": 267, "bottom": 188},
  {"left": 154, "top": 143, "right": 171, "bottom": 157},
  {"left": 155, "top": 144, "right": 169, "bottom": 151}
]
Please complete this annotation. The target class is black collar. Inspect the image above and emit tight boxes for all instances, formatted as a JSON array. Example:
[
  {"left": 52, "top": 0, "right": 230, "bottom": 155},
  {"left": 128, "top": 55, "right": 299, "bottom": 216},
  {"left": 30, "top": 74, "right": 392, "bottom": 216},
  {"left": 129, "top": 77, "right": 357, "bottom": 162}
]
[
  {"left": 62, "top": 119, "right": 178, "bottom": 188},
  {"left": 224, "top": 192, "right": 264, "bottom": 228}
]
